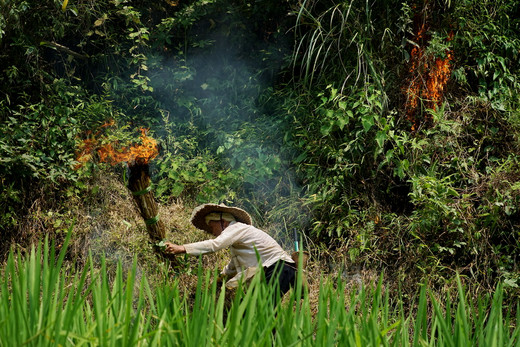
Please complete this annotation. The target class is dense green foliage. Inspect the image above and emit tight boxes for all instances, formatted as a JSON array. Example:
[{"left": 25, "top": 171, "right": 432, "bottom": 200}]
[
  {"left": 1, "top": 0, "right": 520, "bottom": 300},
  {"left": 286, "top": 0, "right": 520, "bottom": 290},
  {"left": 2, "top": 237, "right": 519, "bottom": 346}
]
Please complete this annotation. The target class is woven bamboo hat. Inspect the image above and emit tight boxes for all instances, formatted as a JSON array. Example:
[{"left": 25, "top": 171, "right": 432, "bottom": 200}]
[{"left": 190, "top": 203, "right": 252, "bottom": 233}]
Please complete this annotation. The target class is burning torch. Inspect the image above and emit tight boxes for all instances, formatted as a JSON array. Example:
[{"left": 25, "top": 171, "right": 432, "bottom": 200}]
[{"left": 76, "top": 126, "right": 168, "bottom": 247}]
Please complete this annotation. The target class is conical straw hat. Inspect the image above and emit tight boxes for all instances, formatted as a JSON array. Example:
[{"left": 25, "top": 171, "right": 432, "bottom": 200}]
[{"left": 190, "top": 203, "right": 252, "bottom": 233}]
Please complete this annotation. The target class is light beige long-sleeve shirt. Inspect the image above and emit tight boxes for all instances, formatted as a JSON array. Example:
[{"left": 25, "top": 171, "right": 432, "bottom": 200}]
[{"left": 183, "top": 221, "right": 294, "bottom": 287}]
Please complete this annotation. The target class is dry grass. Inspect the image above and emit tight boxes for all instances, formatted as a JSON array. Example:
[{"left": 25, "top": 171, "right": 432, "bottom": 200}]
[{"left": 55, "top": 169, "right": 236, "bottom": 295}]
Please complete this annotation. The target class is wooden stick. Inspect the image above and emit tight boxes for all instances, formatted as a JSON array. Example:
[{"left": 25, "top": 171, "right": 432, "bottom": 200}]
[
  {"left": 128, "top": 162, "right": 165, "bottom": 242},
  {"left": 40, "top": 41, "right": 88, "bottom": 60}
]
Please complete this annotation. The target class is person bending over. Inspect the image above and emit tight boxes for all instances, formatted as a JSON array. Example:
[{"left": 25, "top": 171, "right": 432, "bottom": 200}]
[{"left": 164, "top": 203, "right": 296, "bottom": 295}]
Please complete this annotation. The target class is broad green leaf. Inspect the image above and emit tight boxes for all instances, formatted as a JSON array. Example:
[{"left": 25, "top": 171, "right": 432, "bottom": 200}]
[
  {"left": 362, "top": 115, "right": 374, "bottom": 132},
  {"left": 320, "top": 122, "right": 333, "bottom": 136},
  {"left": 375, "top": 130, "right": 387, "bottom": 148},
  {"left": 336, "top": 117, "right": 347, "bottom": 130}
]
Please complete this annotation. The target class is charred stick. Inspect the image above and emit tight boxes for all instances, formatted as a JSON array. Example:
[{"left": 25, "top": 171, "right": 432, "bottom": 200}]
[{"left": 128, "top": 162, "right": 165, "bottom": 242}]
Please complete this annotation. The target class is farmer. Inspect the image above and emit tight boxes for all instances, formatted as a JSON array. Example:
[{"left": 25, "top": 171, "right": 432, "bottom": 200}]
[{"left": 163, "top": 203, "right": 296, "bottom": 296}]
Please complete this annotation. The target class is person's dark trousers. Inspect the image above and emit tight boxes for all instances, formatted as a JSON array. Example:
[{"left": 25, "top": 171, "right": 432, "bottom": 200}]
[
  {"left": 219, "top": 261, "right": 296, "bottom": 325},
  {"left": 264, "top": 260, "right": 296, "bottom": 298},
  {"left": 264, "top": 260, "right": 296, "bottom": 338}
]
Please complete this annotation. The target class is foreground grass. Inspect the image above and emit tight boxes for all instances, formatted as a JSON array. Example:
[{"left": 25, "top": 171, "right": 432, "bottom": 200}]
[{"left": 1, "top": 233, "right": 518, "bottom": 346}]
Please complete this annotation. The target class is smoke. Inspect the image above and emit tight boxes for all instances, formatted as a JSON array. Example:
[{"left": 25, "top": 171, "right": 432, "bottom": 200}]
[{"left": 148, "top": 4, "right": 312, "bottom": 244}]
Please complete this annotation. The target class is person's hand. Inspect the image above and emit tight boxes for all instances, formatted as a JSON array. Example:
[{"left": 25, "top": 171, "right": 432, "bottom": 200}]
[{"left": 164, "top": 242, "right": 186, "bottom": 255}]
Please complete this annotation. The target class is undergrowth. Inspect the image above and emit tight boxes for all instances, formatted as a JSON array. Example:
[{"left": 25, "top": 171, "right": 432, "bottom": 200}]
[{"left": 1, "top": 232, "right": 518, "bottom": 346}]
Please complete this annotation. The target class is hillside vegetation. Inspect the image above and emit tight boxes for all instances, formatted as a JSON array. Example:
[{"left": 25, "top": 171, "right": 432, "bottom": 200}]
[{"left": 1, "top": 0, "right": 519, "bottom": 301}]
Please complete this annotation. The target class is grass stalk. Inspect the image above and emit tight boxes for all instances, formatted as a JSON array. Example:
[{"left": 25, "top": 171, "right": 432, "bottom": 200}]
[{"left": 0, "top": 235, "right": 519, "bottom": 346}]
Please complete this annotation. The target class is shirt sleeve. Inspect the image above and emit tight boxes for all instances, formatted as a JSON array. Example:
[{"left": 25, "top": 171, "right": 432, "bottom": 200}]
[{"left": 183, "top": 223, "right": 246, "bottom": 255}]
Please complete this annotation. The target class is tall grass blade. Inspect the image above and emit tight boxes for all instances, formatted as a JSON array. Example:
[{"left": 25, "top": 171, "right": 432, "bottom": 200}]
[{"left": 0, "top": 237, "right": 518, "bottom": 346}]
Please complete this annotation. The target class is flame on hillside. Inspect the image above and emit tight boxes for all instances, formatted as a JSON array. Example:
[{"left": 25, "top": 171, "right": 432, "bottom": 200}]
[
  {"left": 75, "top": 123, "right": 158, "bottom": 169},
  {"left": 404, "top": 16, "right": 454, "bottom": 131}
]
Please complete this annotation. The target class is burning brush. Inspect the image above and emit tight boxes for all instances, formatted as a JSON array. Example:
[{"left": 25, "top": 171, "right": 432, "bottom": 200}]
[
  {"left": 403, "top": 3, "right": 454, "bottom": 131},
  {"left": 76, "top": 125, "right": 167, "bottom": 247}
]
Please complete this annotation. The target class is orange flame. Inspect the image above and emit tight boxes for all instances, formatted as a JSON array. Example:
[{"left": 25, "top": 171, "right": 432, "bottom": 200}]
[
  {"left": 404, "top": 18, "right": 454, "bottom": 131},
  {"left": 100, "top": 119, "right": 116, "bottom": 128},
  {"left": 423, "top": 32, "right": 454, "bottom": 107},
  {"left": 75, "top": 125, "right": 158, "bottom": 169}
]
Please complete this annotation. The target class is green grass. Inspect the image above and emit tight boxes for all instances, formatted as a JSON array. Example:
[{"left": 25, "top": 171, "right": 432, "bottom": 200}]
[{"left": 0, "top": 232, "right": 518, "bottom": 346}]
